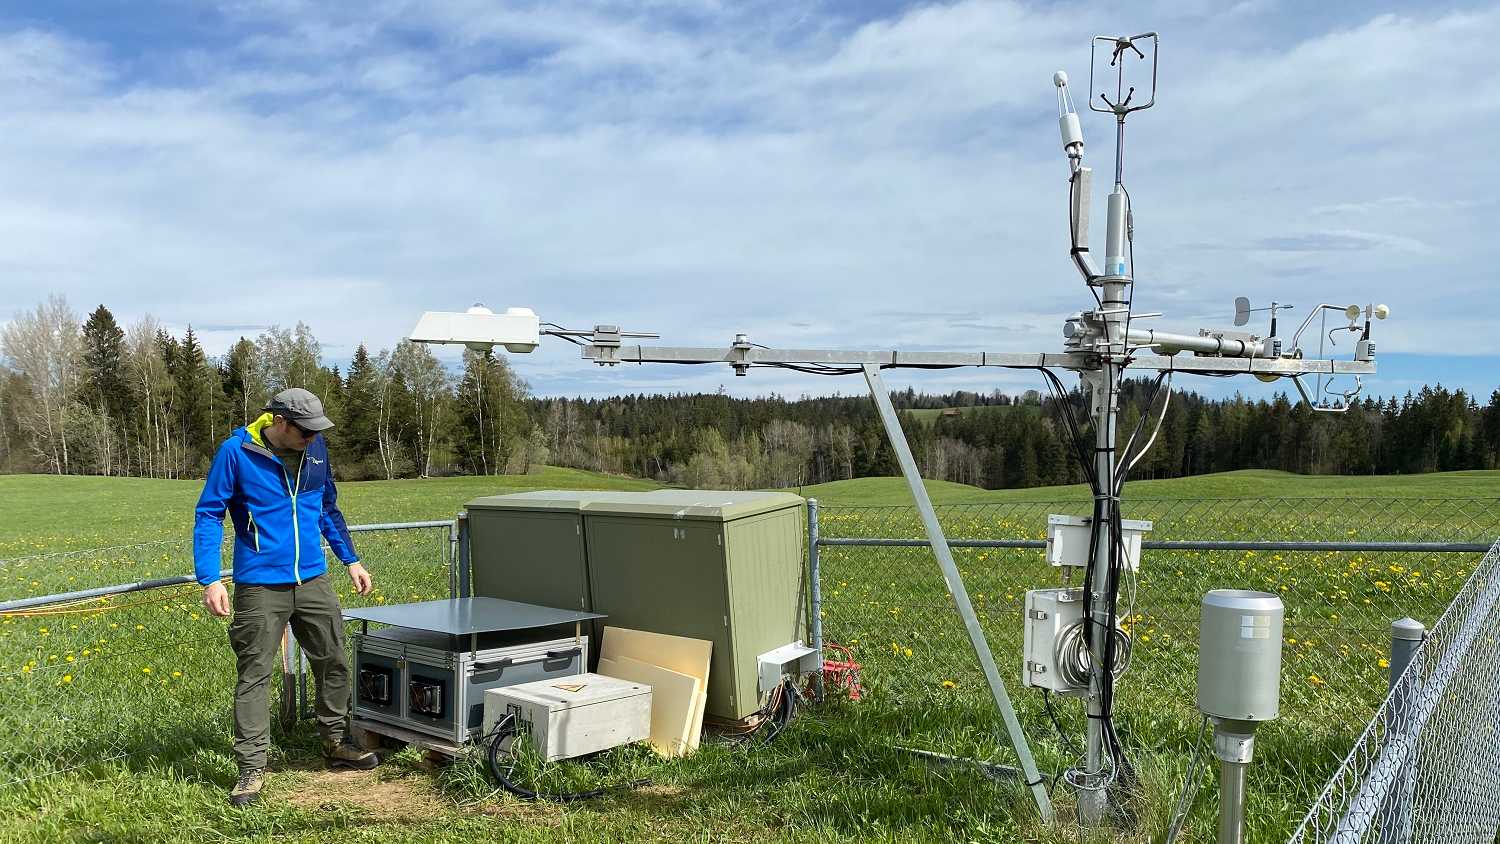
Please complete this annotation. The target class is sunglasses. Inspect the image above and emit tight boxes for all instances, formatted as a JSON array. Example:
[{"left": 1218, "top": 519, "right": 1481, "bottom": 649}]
[{"left": 284, "top": 419, "right": 318, "bottom": 439}]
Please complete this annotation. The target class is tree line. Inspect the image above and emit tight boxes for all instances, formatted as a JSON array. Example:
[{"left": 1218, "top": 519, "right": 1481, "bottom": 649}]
[
  {"left": 532, "top": 382, "right": 1500, "bottom": 490},
  {"left": 4, "top": 296, "right": 1498, "bottom": 488},
  {"left": 0, "top": 297, "right": 534, "bottom": 480}
]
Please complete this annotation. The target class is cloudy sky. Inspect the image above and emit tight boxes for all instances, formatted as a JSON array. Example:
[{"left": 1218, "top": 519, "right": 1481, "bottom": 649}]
[{"left": 0, "top": 0, "right": 1493, "bottom": 402}]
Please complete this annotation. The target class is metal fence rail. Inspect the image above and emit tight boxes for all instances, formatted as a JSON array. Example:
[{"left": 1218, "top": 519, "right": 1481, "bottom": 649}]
[
  {"left": 811, "top": 497, "right": 1500, "bottom": 839},
  {"left": 3, "top": 497, "right": 1497, "bottom": 839},
  {"left": 1288, "top": 537, "right": 1500, "bottom": 844},
  {"left": 0, "top": 521, "right": 454, "bottom": 788}
]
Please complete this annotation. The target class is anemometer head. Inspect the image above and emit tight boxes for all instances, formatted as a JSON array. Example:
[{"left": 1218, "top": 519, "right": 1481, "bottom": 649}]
[{"left": 1089, "top": 33, "right": 1159, "bottom": 116}]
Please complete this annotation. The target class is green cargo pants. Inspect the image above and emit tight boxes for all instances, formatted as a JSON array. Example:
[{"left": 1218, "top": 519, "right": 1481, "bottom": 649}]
[{"left": 228, "top": 574, "right": 350, "bottom": 772}]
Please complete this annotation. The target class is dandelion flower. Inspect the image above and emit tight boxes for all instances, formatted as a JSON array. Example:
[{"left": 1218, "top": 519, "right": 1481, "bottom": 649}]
[
  {"left": 942, "top": 680, "right": 957, "bottom": 689},
  {"left": 141, "top": 667, "right": 152, "bottom": 674},
  {"left": 1307, "top": 674, "right": 1325, "bottom": 686},
  {"left": 1378, "top": 658, "right": 1390, "bottom": 669}
]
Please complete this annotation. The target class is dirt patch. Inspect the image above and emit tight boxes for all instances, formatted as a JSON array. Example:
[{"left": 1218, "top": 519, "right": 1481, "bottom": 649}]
[
  {"left": 275, "top": 768, "right": 449, "bottom": 821},
  {"left": 473, "top": 799, "right": 566, "bottom": 826}
]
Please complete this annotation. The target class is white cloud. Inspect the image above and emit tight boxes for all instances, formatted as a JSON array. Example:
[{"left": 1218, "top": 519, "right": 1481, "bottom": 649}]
[{"left": 0, "top": 1, "right": 1491, "bottom": 401}]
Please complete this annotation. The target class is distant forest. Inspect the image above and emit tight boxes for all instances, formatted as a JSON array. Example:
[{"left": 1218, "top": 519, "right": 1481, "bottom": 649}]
[{"left": 4, "top": 296, "right": 1498, "bottom": 489}]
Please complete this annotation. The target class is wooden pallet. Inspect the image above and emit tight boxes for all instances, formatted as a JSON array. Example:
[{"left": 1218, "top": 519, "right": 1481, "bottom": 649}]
[{"left": 350, "top": 717, "right": 466, "bottom": 759}]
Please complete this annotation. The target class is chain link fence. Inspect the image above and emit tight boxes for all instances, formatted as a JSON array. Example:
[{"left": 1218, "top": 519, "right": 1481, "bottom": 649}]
[
  {"left": 0, "top": 523, "right": 453, "bottom": 788},
  {"left": 813, "top": 497, "right": 1500, "bottom": 837},
  {"left": 3, "top": 497, "right": 1496, "bottom": 838},
  {"left": 1288, "top": 537, "right": 1500, "bottom": 843}
]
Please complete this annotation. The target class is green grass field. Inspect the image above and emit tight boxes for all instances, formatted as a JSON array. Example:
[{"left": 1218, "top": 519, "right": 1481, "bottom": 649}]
[
  {"left": 0, "top": 468, "right": 1497, "bottom": 843},
  {"left": 899, "top": 404, "right": 1038, "bottom": 423}
]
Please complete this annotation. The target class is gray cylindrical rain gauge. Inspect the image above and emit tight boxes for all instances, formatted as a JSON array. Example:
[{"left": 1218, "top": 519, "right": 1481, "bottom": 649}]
[
  {"left": 1197, "top": 589, "right": 1284, "bottom": 721},
  {"left": 1196, "top": 589, "right": 1285, "bottom": 844}
]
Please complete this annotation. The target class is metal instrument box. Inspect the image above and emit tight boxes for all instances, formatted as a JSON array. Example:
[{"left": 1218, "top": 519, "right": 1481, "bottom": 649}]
[
  {"left": 354, "top": 627, "right": 588, "bottom": 745},
  {"left": 346, "top": 597, "right": 605, "bottom": 746}
]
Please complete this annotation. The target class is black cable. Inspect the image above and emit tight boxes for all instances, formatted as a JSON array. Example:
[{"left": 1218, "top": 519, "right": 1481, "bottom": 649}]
[
  {"left": 1163, "top": 716, "right": 1212, "bottom": 844},
  {"left": 485, "top": 714, "right": 650, "bottom": 802},
  {"left": 1113, "top": 372, "right": 1170, "bottom": 497},
  {"left": 760, "top": 678, "right": 800, "bottom": 745},
  {"left": 1043, "top": 689, "right": 1080, "bottom": 758}
]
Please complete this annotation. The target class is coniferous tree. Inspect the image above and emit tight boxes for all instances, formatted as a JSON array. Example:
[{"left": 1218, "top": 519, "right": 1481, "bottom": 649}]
[
  {"left": 79, "top": 305, "right": 129, "bottom": 475},
  {"left": 176, "top": 326, "right": 215, "bottom": 473},
  {"left": 342, "top": 345, "right": 379, "bottom": 466}
]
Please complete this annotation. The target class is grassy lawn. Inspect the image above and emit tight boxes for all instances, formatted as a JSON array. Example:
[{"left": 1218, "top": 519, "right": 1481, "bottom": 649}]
[
  {"left": 4, "top": 468, "right": 1495, "bottom": 554},
  {"left": 0, "top": 467, "right": 660, "bottom": 556},
  {"left": 0, "top": 469, "right": 1496, "bottom": 842},
  {"left": 900, "top": 404, "right": 1038, "bottom": 423}
]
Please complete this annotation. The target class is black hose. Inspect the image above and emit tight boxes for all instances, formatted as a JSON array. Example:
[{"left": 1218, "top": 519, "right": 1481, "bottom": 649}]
[{"left": 484, "top": 714, "right": 648, "bottom": 802}]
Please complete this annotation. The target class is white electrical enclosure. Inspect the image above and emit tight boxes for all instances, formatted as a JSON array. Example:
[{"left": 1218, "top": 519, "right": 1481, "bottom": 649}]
[
  {"left": 409, "top": 306, "right": 541, "bottom": 353},
  {"left": 1022, "top": 588, "right": 1087, "bottom": 694},
  {"left": 756, "top": 641, "right": 820, "bottom": 698},
  {"left": 1046, "top": 514, "right": 1153, "bottom": 571},
  {"left": 483, "top": 673, "right": 651, "bottom": 762}
]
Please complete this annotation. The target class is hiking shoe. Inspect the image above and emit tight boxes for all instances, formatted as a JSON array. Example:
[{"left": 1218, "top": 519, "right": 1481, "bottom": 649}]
[
  {"left": 229, "top": 769, "right": 264, "bottom": 807},
  {"left": 323, "top": 740, "right": 379, "bottom": 770}
]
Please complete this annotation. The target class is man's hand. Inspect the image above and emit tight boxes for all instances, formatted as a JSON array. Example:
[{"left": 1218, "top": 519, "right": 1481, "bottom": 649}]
[
  {"left": 203, "top": 581, "right": 231, "bottom": 618},
  {"left": 348, "top": 563, "right": 373, "bottom": 596}
]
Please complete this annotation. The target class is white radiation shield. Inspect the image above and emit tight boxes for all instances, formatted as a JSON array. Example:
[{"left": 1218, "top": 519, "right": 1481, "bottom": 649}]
[{"left": 408, "top": 306, "right": 541, "bottom": 354}]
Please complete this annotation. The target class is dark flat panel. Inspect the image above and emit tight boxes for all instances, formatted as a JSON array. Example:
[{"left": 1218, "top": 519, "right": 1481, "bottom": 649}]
[
  {"left": 343, "top": 597, "right": 603, "bottom": 635},
  {"left": 470, "top": 511, "right": 591, "bottom": 611},
  {"left": 585, "top": 517, "right": 738, "bottom": 716}
]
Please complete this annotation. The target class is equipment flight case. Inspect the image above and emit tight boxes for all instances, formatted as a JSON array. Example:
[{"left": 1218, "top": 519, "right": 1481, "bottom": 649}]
[{"left": 346, "top": 597, "right": 605, "bottom": 748}]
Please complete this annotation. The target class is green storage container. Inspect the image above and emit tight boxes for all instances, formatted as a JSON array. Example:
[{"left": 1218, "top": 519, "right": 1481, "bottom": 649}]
[{"left": 465, "top": 490, "right": 807, "bottom": 720}]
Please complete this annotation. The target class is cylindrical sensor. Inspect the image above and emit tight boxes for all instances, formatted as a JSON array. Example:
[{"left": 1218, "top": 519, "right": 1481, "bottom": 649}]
[
  {"left": 1196, "top": 590, "right": 1284, "bottom": 722},
  {"left": 1104, "top": 189, "right": 1128, "bottom": 278},
  {"left": 1059, "top": 113, "right": 1083, "bottom": 154}
]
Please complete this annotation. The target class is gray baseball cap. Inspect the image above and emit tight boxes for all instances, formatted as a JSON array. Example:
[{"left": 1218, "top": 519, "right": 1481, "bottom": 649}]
[{"left": 265, "top": 388, "right": 335, "bottom": 432}]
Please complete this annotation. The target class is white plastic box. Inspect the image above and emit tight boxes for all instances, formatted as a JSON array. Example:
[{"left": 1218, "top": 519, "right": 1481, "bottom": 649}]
[
  {"left": 483, "top": 672, "right": 651, "bottom": 762},
  {"left": 1022, "top": 587, "right": 1087, "bottom": 694},
  {"left": 1045, "top": 514, "right": 1153, "bottom": 572}
]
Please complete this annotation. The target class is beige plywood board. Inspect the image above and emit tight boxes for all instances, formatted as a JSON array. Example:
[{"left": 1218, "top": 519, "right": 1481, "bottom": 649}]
[
  {"left": 597, "top": 655, "right": 702, "bottom": 758},
  {"left": 601, "top": 626, "right": 712, "bottom": 684},
  {"left": 686, "top": 690, "right": 706, "bottom": 751}
]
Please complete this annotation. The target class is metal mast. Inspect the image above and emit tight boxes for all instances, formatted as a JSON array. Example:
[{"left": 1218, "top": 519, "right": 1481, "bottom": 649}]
[{"left": 409, "top": 29, "right": 1387, "bottom": 833}]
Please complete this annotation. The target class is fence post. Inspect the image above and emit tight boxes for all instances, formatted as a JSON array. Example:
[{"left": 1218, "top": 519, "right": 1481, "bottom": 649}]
[
  {"left": 1377, "top": 617, "right": 1425, "bottom": 844},
  {"left": 807, "top": 498, "right": 823, "bottom": 703},
  {"left": 457, "top": 512, "right": 471, "bottom": 599},
  {"left": 448, "top": 517, "right": 460, "bottom": 599},
  {"left": 279, "top": 625, "right": 300, "bottom": 724}
]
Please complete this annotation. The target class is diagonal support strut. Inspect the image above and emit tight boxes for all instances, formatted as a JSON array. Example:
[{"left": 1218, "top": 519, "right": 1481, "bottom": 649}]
[{"left": 861, "top": 364, "right": 1054, "bottom": 822}]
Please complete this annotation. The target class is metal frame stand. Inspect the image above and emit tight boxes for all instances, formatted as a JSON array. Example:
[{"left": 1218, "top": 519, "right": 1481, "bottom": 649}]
[
  {"left": 1212, "top": 719, "right": 1257, "bottom": 844},
  {"left": 863, "top": 364, "right": 1053, "bottom": 821}
]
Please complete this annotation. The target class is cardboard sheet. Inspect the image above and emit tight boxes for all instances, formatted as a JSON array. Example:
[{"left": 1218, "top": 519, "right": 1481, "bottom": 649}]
[
  {"left": 601, "top": 626, "right": 712, "bottom": 685},
  {"left": 598, "top": 654, "right": 701, "bottom": 757}
]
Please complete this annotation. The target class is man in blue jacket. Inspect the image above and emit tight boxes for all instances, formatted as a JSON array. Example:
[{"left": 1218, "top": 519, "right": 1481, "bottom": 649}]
[{"left": 195, "top": 387, "right": 379, "bottom": 807}]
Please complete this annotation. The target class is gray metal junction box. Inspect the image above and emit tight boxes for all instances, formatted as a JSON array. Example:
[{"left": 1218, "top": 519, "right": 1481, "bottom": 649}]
[{"left": 465, "top": 490, "right": 807, "bottom": 720}]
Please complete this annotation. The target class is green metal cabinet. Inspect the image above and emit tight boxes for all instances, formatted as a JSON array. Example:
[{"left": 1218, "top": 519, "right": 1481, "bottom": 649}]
[
  {"left": 468, "top": 500, "right": 590, "bottom": 612},
  {"left": 464, "top": 490, "right": 807, "bottom": 720}
]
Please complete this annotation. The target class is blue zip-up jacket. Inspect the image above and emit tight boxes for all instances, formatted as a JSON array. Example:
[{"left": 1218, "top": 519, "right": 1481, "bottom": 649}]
[{"left": 193, "top": 413, "right": 359, "bottom": 586}]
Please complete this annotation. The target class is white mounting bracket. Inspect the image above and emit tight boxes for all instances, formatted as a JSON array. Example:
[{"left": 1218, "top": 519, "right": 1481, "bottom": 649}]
[
  {"left": 757, "top": 641, "right": 820, "bottom": 697},
  {"left": 1046, "top": 514, "right": 1152, "bottom": 571}
]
